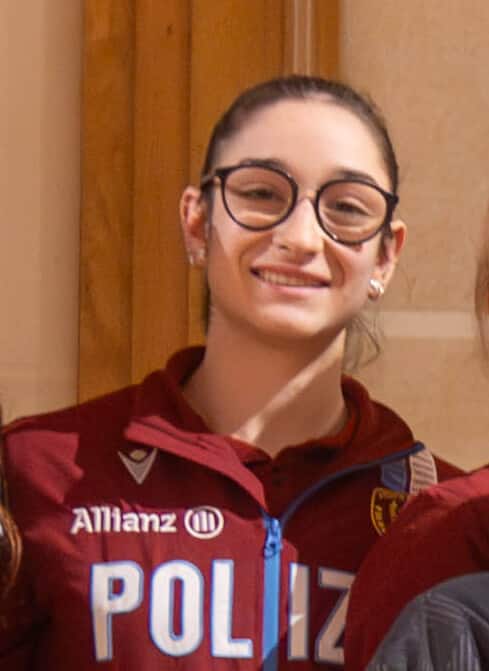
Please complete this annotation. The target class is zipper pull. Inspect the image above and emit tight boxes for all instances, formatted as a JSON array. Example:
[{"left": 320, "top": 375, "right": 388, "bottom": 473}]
[{"left": 263, "top": 516, "right": 282, "bottom": 558}]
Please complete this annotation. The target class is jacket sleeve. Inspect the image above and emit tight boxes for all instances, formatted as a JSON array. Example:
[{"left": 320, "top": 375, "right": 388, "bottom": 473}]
[
  {"left": 434, "top": 455, "right": 465, "bottom": 481},
  {"left": 0, "top": 580, "right": 39, "bottom": 670},
  {"left": 0, "top": 642, "right": 35, "bottom": 671},
  {"left": 343, "top": 482, "right": 489, "bottom": 671},
  {"left": 365, "top": 573, "right": 489, "bottom": 671}
]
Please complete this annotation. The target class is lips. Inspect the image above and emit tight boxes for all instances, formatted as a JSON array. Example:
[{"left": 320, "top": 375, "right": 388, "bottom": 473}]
[{"left": 252, "top": 267, "right": 329, "bottom": 288}]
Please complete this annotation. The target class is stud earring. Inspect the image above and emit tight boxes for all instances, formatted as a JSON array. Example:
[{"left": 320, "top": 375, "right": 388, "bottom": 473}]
[
  {"left": 195, "top": 247, "right": 207, "bottom": 264},
  {"left": 369, "top": 278, "right": 385, "bottom": 300},
  {"left": 188, "top": 247, "right": 206, "bottom": 266}
]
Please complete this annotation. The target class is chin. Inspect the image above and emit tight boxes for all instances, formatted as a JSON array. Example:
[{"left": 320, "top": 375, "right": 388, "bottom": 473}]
[{"left": 252, "top": 317, "right": 344, "bottom": 350}]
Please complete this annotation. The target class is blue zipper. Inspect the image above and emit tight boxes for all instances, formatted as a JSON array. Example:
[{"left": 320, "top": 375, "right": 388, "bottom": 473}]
[
  {"left": 258, "top": 442, "right": 425, "bottom": 668},
  {"left": 262, "top": 513, "right": 282, "bottom": 671}
]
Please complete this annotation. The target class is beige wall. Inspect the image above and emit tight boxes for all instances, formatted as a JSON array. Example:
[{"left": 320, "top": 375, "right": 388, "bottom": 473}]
[
  {"left": 2, "top": 2, "right": 488, "bottom": 470},
  {"left": 1, "top": 2, "right": 82, "bottom": 421},
  {"left": 340, "top": 1, "right": 489, "bottom": 469}
]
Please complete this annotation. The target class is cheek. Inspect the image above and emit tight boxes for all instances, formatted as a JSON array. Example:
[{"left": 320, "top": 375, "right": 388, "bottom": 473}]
[
  {"left": 334, "top": 246, "right": 379, "bottom": 284},
  {"left": 206, "top": 226, "right": 239, "bottom": 274},
  {"left": 205, "top": 226, "right": 246, "bottom": 297},
  {"left": 207, "top": 218, "right": 270, "bottom": 271}
]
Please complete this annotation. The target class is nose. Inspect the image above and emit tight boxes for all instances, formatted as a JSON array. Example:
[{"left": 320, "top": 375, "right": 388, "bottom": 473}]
[{"left": 272, "top": 195, "right": 323, "bottom": 256}]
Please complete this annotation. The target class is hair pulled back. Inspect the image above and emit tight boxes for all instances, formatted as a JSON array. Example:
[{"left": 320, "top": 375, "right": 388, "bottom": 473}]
[
  {"left": 199, "top": 75, "right": 400, "bottom": 370},
  {"left": 202, "top": 74, "right": 399, "bottom": 194}
]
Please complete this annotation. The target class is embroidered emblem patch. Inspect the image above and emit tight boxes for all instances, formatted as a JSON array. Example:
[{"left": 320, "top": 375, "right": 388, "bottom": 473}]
[{"left": 370, "top": 487, "right": 408, "bottom": 536}]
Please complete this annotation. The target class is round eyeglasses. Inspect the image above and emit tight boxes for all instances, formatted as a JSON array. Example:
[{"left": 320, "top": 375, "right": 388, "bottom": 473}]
[{"left": 200, "top": 162, "right": 398, "bottom": 245}]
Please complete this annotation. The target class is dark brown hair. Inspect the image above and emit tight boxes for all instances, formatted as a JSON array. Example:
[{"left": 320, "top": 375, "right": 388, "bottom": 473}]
[
  {"left": 0, "top": 507, "right": 22, "bottom": 598},
  {"left": 0, "top": 415, "right": 22, "bottom": 598},
  {"left": 202, "top": 75, "right": 399, "bottom": 193}
]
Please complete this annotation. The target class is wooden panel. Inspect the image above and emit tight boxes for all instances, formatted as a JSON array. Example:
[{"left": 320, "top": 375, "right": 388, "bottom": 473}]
[
  {"left": 79, "top": 0, "right": 135, "bottom": 401},
  {"left": 79, "top": 1, "right": 335, "bottom": 395},
  {"left": 315, "top": 0, "right": 340, "bottom": 78},
  {"left": 283, "top": 0, "right": 315, "bottom": 73},
  {"left": 282, "top": 0, "right": 340, "bottom": 78},
  {"left": 131, "top": 0, "right": 191, "bottom": 382},
  {"left": 187, "top": 0, "right": 285, "bottom": 344}
]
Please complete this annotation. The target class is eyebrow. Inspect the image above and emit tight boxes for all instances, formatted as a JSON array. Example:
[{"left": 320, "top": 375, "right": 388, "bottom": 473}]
[
  {"left": 332, "top": 168, "right": 381, "bottom": 187},
  {"left": 237, "top": 157, "right": 290, "bottom": 172},
  {"left": 236, "top": 158, "right": 382, "bottom": 188}
]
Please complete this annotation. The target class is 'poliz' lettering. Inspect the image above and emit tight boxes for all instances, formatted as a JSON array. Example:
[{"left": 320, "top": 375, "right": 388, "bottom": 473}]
[{"left": 90, "top": 559, "right": 353, "bottom": 664}]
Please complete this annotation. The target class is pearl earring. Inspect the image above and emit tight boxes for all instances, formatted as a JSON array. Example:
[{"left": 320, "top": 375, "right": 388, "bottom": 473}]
[
  {"left": 188, "top": 247, "right": 206, "bottom": 266},
  {"left": 369, "top": 278, "right": 385, "bottom": 300},
  {"left": 195, "top": 248, "right": 206, "bottom": 264}
]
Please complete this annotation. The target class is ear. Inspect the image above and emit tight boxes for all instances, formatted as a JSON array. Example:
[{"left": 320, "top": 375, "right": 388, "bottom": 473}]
[
  {"left": 179, "top": 186, "right": 209, "bottom": 267},
  {"left": 372, "top": 218, "right": 407, "bottom": 290}
]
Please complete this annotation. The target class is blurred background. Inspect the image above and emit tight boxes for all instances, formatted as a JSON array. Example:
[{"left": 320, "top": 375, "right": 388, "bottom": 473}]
[{"left": 2, "top": 1, "right": 489, "bottom": 469}]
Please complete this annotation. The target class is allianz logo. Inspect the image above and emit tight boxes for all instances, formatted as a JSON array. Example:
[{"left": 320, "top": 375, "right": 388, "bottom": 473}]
[{"left": 70, "top": 505, "right": 224, "bottom": 539}]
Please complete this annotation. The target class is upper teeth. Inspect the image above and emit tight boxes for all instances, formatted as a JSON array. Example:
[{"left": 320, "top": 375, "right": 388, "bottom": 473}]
[{"left": 258, "top": 270, "right": 322, "bottom": 287}]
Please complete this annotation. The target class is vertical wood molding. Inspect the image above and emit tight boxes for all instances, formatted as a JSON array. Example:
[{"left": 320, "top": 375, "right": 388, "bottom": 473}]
[
  {"left": 315, "top": 0, "right": 340, "bottom": 78},
  {"left": 131, "top": 0, "right": 191, "bottom": 382},
  {"left": 186, "top": 0, "right": 285, "bottom": 345},
  {"left": 284, "top": 0, "right": 316, "bottom": 74},
  {"left": 79, "top": 1, "right": 135, "bottom": 401},
  {"left": 79, "top": 1, "right": 339, "bottom": 399},
  {"left": 284, "top": 0, "right": 340, "bottom": 77}
]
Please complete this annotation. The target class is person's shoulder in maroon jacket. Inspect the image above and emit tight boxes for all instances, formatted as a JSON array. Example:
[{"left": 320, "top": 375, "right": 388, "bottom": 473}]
[
  {"left": 345, "top": 204, "right": 489, "bottom": 671},
  {"left": 344, "top": 467, "right": 489, "bottom": 671}
]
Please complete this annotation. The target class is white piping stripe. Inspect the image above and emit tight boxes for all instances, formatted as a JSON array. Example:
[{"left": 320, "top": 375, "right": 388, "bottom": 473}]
[{"left": 372, "top": 311, "right": 476, "bottom": 339}]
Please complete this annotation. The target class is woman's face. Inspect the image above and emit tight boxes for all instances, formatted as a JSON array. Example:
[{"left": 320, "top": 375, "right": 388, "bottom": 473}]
[{"left": 182, "top": 98, "right": 405, "bottom": 349}]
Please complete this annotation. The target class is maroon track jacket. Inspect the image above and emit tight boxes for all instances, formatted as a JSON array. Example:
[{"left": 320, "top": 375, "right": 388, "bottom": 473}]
[
  {"left": 344, "top": 468, "right": 489, "bottom": 671},
  {"left": 0, "top": 348, "right": 460, "bottom": 670}
]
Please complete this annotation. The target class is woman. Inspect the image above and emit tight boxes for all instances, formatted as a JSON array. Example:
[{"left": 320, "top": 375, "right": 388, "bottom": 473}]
[
  {"left": 0, "top": 411, "right": 21, "bottom": 600},
  {"left": 0, "top": 506, "right": 20, "bottom": 594},
  {"left": 0, "top": 498, "right": 21, "bottom": 601},
  {"left": 0, "top": 75, "right": 459, "bottom": 670},
  {"left": 344, "top": 207, "right": 489, "bottom": 671},
  {"left": 0, "top": 414, "right": 24, "bottom": 671}
]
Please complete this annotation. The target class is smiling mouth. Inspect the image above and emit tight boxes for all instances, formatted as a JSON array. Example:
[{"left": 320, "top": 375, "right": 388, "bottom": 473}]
[{"left": 253, "top": 269, "right": 328, "bottom": 288}]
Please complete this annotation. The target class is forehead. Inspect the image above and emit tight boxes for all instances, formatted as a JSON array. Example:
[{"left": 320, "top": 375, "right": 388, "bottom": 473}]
[{"left": 217, "top": 98, "right": 388, "bottom": 188}]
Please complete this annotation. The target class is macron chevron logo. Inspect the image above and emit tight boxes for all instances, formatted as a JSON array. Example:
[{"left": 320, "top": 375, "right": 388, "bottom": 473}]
[{"left": 118, "top": 447, "right": 157, "bottom": 484}]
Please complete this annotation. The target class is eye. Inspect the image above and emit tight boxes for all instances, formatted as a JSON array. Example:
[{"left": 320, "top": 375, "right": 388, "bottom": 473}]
[
  {"left": 330, "top": 198, "right": 370, "bottom": 216},
  {"left": 226, "top": 166, "right": 292, "bottom": 208},
  {"left": 319, "top": 182, "right": 382, "bottom": 222},
  {"left": 238, "top": 185, "right": 283, "bottom": 201}
]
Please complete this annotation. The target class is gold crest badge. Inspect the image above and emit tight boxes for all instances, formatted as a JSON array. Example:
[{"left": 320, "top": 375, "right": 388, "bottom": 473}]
[{"left": 370, "top": 487, "right": 408, "bottom": 536}]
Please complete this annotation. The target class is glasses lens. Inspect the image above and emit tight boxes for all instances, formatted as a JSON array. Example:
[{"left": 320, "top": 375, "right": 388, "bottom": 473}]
[
  {"left": 223, "top": 166, "right": 293, "bottom": 228},
  {"left": 318, "top": 181, "right": 388, "bottom": 242}
]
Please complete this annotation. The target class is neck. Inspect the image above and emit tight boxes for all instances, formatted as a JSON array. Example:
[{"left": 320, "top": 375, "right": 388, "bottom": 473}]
[{"left": 183, "top": 319, "right": 348, "bottom": 456}]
